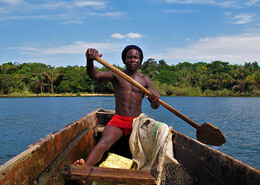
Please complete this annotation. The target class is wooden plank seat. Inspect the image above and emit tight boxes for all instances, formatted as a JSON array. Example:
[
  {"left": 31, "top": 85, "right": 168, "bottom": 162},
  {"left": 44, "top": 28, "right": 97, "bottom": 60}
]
[{"left": 63, "top": 165, "right": 155, "bottom": 184}]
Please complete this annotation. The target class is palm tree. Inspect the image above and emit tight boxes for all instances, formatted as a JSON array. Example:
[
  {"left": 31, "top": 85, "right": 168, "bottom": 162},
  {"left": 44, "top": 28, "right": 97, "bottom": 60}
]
[
  {"left": 43, "top": 66, "right": 58, "bottom": 95},
  {"left": 247, "top": 71, "right": 260, "bottom": 91}
]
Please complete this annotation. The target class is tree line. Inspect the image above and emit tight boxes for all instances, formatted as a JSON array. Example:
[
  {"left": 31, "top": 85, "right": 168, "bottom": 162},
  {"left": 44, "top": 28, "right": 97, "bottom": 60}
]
[{"left": 0, "top": 59, "right": 259, "bottom": 96}]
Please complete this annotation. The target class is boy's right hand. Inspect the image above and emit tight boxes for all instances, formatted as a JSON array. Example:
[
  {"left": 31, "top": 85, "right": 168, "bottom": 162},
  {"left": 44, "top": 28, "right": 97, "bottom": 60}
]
[{"left": 86, "top": 48, "right": 103, "bottom": 60}]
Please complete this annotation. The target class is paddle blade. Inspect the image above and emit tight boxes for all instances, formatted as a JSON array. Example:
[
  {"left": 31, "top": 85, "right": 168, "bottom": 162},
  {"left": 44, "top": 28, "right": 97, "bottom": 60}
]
[{"left": 196, "top": 122, "right": 226, "bottom": 146}]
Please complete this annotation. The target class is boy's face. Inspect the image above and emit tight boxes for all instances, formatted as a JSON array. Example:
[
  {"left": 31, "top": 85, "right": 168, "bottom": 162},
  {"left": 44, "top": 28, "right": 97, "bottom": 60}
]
[{"left": 124, "top": 49, "right": 141, "bottom": 71}]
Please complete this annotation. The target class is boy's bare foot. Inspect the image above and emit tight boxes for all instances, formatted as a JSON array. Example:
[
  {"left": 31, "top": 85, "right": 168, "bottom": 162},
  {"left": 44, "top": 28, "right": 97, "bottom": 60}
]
[
  {"left": 73, "top": 159, "right": 86, "bottom": 185},
  {"left": 73, "top": 158, "right": 85, "bottom": 165}
]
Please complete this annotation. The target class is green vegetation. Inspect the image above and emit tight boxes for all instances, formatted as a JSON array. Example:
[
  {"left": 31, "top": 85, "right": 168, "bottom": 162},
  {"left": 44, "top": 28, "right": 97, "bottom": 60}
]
[{"left": 0, "top": 60, "right": 259, "bottom": 97}]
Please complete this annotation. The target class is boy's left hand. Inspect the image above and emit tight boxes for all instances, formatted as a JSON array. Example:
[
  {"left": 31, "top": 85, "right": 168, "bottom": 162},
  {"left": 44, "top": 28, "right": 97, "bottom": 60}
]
[{"left": 146, "top": 90, "right": 160, "bottom": 102}]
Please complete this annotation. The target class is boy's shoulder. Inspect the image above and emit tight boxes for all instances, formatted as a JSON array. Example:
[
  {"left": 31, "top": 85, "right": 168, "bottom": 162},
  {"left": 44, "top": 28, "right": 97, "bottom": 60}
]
[
  {"left": 136, "top": 70, "right": 144, "bottom": 75},
  {"left": 137, "top": 71, "right": 149, "bottom": 79}
]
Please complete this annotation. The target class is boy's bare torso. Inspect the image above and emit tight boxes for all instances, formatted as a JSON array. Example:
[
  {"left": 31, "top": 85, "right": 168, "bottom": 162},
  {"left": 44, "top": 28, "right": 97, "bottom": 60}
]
[{"left": 111, "top": 70, "right": 150, "bottom": 117}]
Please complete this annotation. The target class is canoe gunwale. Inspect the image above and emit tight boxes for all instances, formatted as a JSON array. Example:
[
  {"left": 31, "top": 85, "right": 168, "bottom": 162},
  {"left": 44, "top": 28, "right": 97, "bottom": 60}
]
[
  {"left": 35, "top": 128, "right": 92, "bottom": 184},
  {"left": 0, "top": 108, "right": 101, "bottom": 185}
]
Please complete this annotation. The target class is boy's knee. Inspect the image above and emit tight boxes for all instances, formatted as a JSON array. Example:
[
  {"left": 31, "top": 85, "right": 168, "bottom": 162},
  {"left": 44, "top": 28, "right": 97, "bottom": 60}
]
[{"left": 96, "top": 138, "right": 111, "bottom": 151}]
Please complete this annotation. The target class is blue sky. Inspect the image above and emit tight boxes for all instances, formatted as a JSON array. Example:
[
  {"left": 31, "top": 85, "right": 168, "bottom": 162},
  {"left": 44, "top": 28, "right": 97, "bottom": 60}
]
[{"left": 1, "top": 0, "right": 260, "bottom": 67}]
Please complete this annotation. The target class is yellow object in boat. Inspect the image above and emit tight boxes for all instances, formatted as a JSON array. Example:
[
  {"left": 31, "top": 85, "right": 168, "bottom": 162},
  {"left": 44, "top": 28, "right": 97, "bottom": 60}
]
[{"left": 99, "top": 153, "right": 133, "bottom": 169}]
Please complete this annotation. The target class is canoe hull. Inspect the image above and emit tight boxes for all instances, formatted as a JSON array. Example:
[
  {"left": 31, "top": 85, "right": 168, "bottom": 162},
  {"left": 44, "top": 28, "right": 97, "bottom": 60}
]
[
  {"left": 0, "top": 109, "right": 259, "bottom": 185},
  {"left": 173, "top": 130, "right": 260, "bottom": 185}
]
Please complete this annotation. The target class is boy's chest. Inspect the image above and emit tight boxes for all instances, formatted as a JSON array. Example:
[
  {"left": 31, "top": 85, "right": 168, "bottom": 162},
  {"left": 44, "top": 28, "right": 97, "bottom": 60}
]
[{"left": 113, "top": 76, "right": 146, "bottom": 92}]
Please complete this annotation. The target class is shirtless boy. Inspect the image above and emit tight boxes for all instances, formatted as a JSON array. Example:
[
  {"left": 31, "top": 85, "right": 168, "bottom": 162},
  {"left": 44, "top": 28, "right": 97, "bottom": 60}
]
[{"left": 74, "top": 45, "right": 160, "bottom": 166}]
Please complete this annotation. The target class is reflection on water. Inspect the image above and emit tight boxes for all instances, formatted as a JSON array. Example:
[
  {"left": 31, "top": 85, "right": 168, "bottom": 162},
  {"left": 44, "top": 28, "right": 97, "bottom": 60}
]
[{"left": 0, "top": 96, "right": 259, "bottom": 169}]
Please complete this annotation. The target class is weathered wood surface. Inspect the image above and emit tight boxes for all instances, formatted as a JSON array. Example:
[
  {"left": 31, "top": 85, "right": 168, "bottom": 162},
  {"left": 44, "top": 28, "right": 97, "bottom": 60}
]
[
  {"left": 0, "top": 109, "right": 99, "bottom": 185},
  {"left": 172, "top": 129, "right": 260, "bottom": 185},
  {"left": 63, "top": 165, "right": 155, "bottom": 184},
  {"left": 38, "top": 129, "right": 94, "bottom": 184}
]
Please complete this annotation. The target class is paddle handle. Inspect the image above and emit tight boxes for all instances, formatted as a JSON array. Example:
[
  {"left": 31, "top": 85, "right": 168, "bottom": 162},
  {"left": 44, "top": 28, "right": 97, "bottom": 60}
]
[{"left": 95, "top": 57, "right": 200, "bottom": 129}]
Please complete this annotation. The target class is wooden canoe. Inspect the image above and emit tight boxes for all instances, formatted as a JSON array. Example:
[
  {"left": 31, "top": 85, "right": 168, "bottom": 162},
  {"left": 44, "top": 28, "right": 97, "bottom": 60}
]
[{"left": 0, "top": 108, "right": 259, "bottom": 185}]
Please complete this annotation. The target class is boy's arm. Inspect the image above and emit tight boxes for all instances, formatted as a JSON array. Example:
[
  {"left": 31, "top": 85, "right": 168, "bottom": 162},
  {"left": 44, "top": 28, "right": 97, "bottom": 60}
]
[
  {"left": 86, "top": 48, "right": 114, "bottom": 82},
  {"left": 145, "top": 76, "right": 160, "bottom": 109}
]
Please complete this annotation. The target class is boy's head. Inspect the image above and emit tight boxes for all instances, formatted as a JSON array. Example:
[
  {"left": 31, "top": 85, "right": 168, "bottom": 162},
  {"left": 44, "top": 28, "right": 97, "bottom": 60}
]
[{"left": 121, "top": 45, "right": 143, "bottom": 63}]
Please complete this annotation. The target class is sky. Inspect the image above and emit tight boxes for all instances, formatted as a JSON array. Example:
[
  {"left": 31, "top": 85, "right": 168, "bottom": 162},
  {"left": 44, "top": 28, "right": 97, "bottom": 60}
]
[{"left": 1, "top": 0, "right": 260, "bottom": 67}]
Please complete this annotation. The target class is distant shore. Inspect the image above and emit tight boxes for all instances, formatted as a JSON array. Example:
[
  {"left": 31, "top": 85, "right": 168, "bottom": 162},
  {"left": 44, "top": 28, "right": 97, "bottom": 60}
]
[
  {"left": 0, "top": 93, "right": 114, "bottom": 97},
  {"left": 1, "top": 91, "right": 259, "bottom": 97}
]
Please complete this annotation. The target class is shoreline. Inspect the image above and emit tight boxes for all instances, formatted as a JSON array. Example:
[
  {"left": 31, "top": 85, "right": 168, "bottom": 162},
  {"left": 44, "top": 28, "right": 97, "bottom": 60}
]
[
  {"left": 1, "top": 92, "right": 259, "bottom": 98},
  {"left": 0, "top": 93, "right": 114, "bottom": 97}
]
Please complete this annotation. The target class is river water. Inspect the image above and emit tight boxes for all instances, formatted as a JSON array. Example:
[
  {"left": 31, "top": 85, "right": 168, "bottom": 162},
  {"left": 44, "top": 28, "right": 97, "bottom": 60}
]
[{"left": 0, "top": 96, "right": 259, "bottom": 169}]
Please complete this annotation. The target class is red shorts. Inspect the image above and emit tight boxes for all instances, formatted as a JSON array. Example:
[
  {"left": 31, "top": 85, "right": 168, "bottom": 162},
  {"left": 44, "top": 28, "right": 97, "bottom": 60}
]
[{"left": 106, "top": 114, "right": 137, "bottom": 136}]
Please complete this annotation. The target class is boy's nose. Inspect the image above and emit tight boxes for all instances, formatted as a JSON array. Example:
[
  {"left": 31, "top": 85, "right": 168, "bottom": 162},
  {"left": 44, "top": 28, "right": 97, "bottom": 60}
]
[{"left": 131, "top": 57, "right": 136, "bottom": 61}]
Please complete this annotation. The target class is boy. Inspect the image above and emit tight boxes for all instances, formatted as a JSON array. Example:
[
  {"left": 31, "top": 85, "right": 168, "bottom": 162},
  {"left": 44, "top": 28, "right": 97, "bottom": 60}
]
[{"left": 74, "top": 45, "right": 160, "bottom": 166}]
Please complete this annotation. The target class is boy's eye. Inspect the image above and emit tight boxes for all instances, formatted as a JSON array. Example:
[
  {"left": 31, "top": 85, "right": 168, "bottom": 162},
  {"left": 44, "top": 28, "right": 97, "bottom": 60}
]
[{"left": 127, "top": 56, "right": 139, "bottom": 59}]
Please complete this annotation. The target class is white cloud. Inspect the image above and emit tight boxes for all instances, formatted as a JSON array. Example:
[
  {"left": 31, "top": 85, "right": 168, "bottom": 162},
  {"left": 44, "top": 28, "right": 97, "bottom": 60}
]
[
  {"left": 111, "top": 33, "right": 144, "bottom": 39},
  {"left": 89, "top": 12, "right": 125, "bottom": 18},
  {"left": 245, "top": 0, "right": 260, "bottom": 6},
  {"left": 165, "top": 0, "right": 240, "bottom": 8},
  {"left": 151, "top": 34, "right": 260, "bottom": 64},
  {"left": 7, "top": 41, "right": 126, "bottom": 66},
  {"left": 25, "top": 2, "right": 69, "bottom": 10},
  {"left": 233, "top": 13, "right": 255, "bottom": 24},
  {"left": 0, "top": 1, "right": 125, "bottom": 23},
  {"left": 111, "top": 33, "right": 126, "bottom": 39},
  {"left": 6, "top": 15, "right": 49, "bottom": 20},
  {"left": 165, "top": 0, "right": 213, "bottom": 4},
  {"left": 75, "top": 1, "right": 106, "bottom": 9},
  {"left": 216, "top": 1, "right": 239, "bottom": 8},
  {"left": 126, "top": 33, "right": 143, "bottom": 38},
  {"left": 0, "top": 0, "right": 21, "bottom": 5},
  {"left": 8, "top": 41, "right": 123, "bottom": 55}
]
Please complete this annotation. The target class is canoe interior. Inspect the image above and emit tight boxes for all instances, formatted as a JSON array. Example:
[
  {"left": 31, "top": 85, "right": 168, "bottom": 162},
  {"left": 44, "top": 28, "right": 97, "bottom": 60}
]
[{"left": 0, "top": 109, "right": 259, "bottom": 185}]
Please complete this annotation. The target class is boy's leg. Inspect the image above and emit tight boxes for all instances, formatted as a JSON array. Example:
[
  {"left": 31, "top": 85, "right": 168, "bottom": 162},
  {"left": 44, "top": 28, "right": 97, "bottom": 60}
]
[
  {"left": 72, "top": 126, "right": 124, "bottom": 185},
  {"left": 84, "top": 125, "right": 123, "bottom": 166}
]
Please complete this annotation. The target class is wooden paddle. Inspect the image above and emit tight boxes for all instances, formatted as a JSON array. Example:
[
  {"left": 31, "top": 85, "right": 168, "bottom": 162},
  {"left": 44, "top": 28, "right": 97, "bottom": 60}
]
[{"left": 95, "top": 56, "right": 226, "bottom": 146}]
